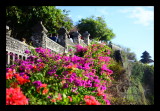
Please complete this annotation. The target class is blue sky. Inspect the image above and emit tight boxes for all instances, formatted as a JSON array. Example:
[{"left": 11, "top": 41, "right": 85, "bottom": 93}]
[{"left": 56, "top": 6, "right": 154, "bottom": 61}]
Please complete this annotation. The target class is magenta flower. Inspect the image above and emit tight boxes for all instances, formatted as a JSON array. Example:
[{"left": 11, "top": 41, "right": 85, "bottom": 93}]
[
  {"left": 100, "top": 85, "right": 107, "bottom": 90},
  {"left": 83, "top": 63, "right": 90, "bottom": 70},
  {"left": 25, "top": 50, "right": 31, "bottom": 54},
  {"left": 47, "top": 69, "right": 56, "bottom": 76},
  {"left": 106, "top": 69, "right": 113, "bottom": 75},
  {"left": 75, "top": 45, "right": 87, "bottom": 53},
  {"left": 48, "top": 96, "right": 51, "bottom": 99},
  {"left": 68, "top": 49, "right": 73, "bottom": 52},
  {"left": 93, "top": 83, "right": 99, "bottom": 87},
  {"left": 63, "top": 83, "right": 69, "bottom": 88},
  {"left": 101, "top": 64, "right": 108, "bottom": 71},
  {"left": 66, "top": 77, "right": 74, "bottom": 83},
  {"left": 105, "top": 99, "right": 111, "bottom": 105},
  {"left": 36, "top": 59, "right": 43, "bottom": 62},
  {"left": 32, "top": 81, "right": 42, "bottom": 88},
  {"left": 72, "top": 87, "right": 78, "bottom": 92}
]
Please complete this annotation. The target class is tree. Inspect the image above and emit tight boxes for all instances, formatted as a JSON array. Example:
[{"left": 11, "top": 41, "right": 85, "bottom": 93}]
[
  {"left": 127, "top": 52, "right": 136, "bottom": 60},
  {"left": 76, "top": 16, "right": 115, "bottom": 41},
  {"left": 140, "top": 51, "right": 153, "bottom": 64},
  {"left": 6, "top": 6, "right": 73, "bottom": 41}
]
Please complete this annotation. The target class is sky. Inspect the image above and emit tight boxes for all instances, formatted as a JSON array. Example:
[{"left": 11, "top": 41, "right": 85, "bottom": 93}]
[{"left": 56, "top": 6, "right": 154, "bottom": 61}]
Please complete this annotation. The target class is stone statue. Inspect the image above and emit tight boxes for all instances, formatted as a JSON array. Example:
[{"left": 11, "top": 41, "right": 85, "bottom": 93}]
[
  {"left": 57, "top": 27, "right": 69, "bottom": 48},
  {"left": 30, "top": 21, "right": 48, "bottom": 47},
  {"left": 72, "top": 31, "right": 81, "bottom": 44},
  {"left": 82, "top": 31, "right": 90, "bottom": 45},
  {"left": 6, "top": 25, "right": 11, "bottom": 36}
]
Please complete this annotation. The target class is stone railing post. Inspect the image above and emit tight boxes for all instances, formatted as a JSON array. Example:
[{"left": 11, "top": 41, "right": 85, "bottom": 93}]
[
  {"left": 82, "top": 31, "right": 90, "bottom": 45},
  {"left": 57, "top": 27, "right": 70, "bottom": 53},
  {"left": 72, "top": 31, "right": 81, "bottom": 45},
  {"left": 30, "top": 21, "right": 48, "bottom": 48}
]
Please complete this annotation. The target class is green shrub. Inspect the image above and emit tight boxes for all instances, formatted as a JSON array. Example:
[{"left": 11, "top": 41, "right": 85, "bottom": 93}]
[
  {"left": 110, "top": 96, "right": 135, "bottom": 105},
  {"left": 109, "top": 61, "right": 125, "bottom": 81}
]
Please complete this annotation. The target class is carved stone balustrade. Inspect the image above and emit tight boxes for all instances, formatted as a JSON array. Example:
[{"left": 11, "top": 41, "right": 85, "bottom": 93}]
[
  {"left": 66, "top": 38, "right": 75, "bottom": 47},
  {"left": 43, "top": 36, "right": 65, "bottom": 54},
  {"left": 66, "top": 38, "right": 76, "bottom": 52},
  {"left": 6, "top": 36, "right": 35, "bottom": 55},
  {"left": 6, "top": 23, "right": 88, "bottom": 65},
  {"left": 6, "top": 36, "right": 35, "bottom": 65}
]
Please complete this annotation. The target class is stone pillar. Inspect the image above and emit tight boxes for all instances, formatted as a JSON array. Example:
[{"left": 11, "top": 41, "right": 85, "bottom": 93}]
[
  {"left": 7, "top": 51, "right": 10, "bottom": 65},
  {"left": 57, "top": 27, "right": 69, "bottom": 49},
  {"left": 12, "top": 53, "right": 15, "bottom": 65},
  {"left": 82, "top": 31, "right": 90, "bottom": 45},
  {"left": 72, "top": 31, "right": 81, "bottom": 45},
  {"left": 30, "top": 21, "right": 48, "bottom": 48}
]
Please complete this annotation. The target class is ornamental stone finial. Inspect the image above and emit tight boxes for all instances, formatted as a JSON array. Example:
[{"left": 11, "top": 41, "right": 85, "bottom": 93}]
[
  {"left": 57, "top": 27, "right": 69, "bottom": 48},
  {"left": 6, "top": 25, "right": 11, "bottom": 36},
  {"left": 82, "top": 31, "right": 90, "bottom": 45},
  {"left": 72, "top": 31, "right": 81, "bottom": 44},
  {"left": 30, "top": 21, "right": 48, "bottom": 47}
]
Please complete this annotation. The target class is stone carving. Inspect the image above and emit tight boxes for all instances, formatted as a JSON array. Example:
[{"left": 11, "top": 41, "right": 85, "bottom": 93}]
[
  {"left": 30, "top": 21, "right": 48, "bottom": 47},
  {"left": 72, "top": 31, "right": 81, "bottom": 44},
  {"left": 6, "top": 25, "right": 11, "bottom": 36},
  {"left": 57, "top": 27, "right": 69, "bottom": 48},
  {"left": 82, "top": 31, "right": 90, "bottom": 45}
]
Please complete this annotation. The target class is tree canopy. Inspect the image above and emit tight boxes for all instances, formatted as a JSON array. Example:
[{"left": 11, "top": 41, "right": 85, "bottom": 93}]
[
  {"left": 6, "top": 6, "right": 73, "bottom": 41},
  {"left": 140, "top": 51, "right": 153, "bottom": 64},
  {"left": 76, "top": 16, "right": 115, "bottom": 41}
]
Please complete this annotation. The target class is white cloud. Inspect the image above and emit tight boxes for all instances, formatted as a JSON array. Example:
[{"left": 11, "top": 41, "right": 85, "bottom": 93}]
[{"left": 119, "top": 7, "right": 154, "bottom": 27}]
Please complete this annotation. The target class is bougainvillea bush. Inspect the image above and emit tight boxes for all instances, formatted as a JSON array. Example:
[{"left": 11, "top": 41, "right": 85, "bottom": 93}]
[{"left": 6, "top": 43, "right": 115, "bottom": 105}]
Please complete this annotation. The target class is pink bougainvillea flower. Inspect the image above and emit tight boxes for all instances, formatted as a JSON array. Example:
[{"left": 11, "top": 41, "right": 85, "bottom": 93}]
[
  {"left": 24, "top": 50, "right": 31, "bottom": 54},
  {"left": 6, "top": 87, "right": 28, "bottom": 105},
  {"left": 97, "top": 87, "right": 105, "bottom": 96},
  {"left": 56, "top": 93, "right": 62, "bottom": 100},
  {"left": 6, "top": 68, "right": 16, "bottom": 79},
  {"left": 105, "top": 99, "right": 111, "bottom": 105},
  {"left": 51, "top": 99, "right": 56, "bottom": 102},
  {"left": 42, "top": 88, "right": 49, "bottom": 95},
  {"left": 68, "top": 96, "right": 72, "bottom": 102},
  {"left": 101, "top": 64, "right": 108, "bottom": 71},
  {"left": 84, "top": 95, "right": 101, "bottom": 105},
  {"left": 14, "top": 74, "right": 30, "bottom": 85}
]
